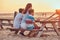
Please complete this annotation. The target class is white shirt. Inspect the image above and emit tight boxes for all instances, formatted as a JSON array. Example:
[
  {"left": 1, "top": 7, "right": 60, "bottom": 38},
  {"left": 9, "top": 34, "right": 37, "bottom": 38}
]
[
  {"left": 21, "top": 12, "right": 29, "bottom": 29},
  {"left": 21, "top": 11, "right": 29, "bottom": 23},
  {"left": 13, "top": 13, "right": 23, "bottom": 28}
]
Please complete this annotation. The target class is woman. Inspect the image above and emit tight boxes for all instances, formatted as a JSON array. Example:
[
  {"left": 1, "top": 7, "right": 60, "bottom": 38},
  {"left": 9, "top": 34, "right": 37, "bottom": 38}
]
[
  {"left": 20, "top": 3, "right": 39, "bottom": 36},
  {"left": 20, "top": 3, "right": 32, "bottom": 36},
  {"left": 21, "top": 3, "right": 32, "bottom": 23}
]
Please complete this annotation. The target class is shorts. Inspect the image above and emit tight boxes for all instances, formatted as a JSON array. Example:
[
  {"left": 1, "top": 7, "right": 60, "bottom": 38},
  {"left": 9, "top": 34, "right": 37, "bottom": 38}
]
[{"left": 27, "top": 24, "right": 34, "bottom": 30}]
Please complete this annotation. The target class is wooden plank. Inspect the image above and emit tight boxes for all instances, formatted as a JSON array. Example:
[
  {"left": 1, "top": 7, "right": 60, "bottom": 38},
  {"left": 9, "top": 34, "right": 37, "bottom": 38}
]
[
  {"left": 0, "top": 18, "right": 13, "bottom": 28},
  {"left": 35, "top": 21, "right": 60, "bottom": 23},
  {"left": 0, "top": 20, "right": 3, "bottom": 29},
  {"left": 2, "top": 23, "right": 13, "bottom": 26},
  {"left": 43, "top": 13, "right": 56, "bottom": 21},
  {"left": 52, "top": 23, "right": 60, "bottom": 36}
]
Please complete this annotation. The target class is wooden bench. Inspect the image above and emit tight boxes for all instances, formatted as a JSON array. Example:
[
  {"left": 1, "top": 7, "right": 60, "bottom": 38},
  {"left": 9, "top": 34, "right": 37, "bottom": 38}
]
[
  {"left": 34, "top": 20, "right": 60, "bottom": 37},
  {"left": 0, "top": 13, "right": 14, "bottom": 29},
  {"left": 0, "top": 12, "right": 18, "bottom": 29},
  {"left": 0, "top": 18, "right": 13, "bottom": 29},
  {"left": 13, "top": 13, "right": 60, "bottom": 37},
  {"left": 1, "top": 13, "right": 59, "bottom": 37}
]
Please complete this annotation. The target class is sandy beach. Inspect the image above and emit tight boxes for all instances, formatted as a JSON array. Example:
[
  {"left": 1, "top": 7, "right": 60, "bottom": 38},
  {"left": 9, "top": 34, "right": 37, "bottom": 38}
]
[
  {"left": 0, "top": 0, "right": 60, "bottom": 40},
  {"left": 0, "top": 29, "right": 60, "bottom": 40}
]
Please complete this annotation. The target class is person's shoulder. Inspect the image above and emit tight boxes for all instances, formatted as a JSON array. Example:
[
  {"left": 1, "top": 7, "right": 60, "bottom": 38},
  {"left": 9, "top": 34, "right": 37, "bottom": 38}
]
[{"left": 17, "top": 13, "right": 22, "bottom": 15}]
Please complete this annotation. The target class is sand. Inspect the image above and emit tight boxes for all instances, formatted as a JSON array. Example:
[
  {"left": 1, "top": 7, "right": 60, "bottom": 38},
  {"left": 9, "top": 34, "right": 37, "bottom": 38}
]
[{"left": 0, "top": 29, "right": 60, "bottom": 40}]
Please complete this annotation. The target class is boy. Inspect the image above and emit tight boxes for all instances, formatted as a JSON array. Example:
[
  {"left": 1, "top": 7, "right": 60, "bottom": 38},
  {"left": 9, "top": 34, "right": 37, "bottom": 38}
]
[
  {"left": 25, "top": 9, "right": 40, "bottom": 37},
  {"left": 13, "top": 8, "right": 24, "bottom": 29},
  {"left": 13, "top": 8, "right": 24, "bottom": 34},
  {"left": 25, "top": 9, "right": 35, "bottom": 31},
  {"left": 8, "top": 8, "right": 24, "bottom": 34}
]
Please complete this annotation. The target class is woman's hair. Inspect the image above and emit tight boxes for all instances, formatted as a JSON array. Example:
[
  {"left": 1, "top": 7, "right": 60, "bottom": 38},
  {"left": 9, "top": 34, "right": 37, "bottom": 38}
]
[{"left": 24, "top": 3, "right": 32, "bottom": 14}]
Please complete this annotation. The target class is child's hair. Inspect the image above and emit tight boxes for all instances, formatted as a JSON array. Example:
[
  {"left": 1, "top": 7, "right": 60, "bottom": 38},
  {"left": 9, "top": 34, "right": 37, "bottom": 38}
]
[
  {"left": 29, "top": 9, "right": 34, "bottom": 14},
  {"left": 19, "top": 8, "right": 24, "bottom": 13}
]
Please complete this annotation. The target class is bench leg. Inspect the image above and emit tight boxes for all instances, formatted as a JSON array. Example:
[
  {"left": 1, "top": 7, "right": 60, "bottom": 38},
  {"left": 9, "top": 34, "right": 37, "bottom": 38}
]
[
  {"left": 45, "top": 26, "right": 48, "bottom": 30},
  {"left": 52, "top": 23, "right": 60, "bottom": 36},
  {"left": 0, "top": 25, "right": 3, "bottom": 29},
  {"left": 36, "top": 23, "right": 46, "bottom": 37},
  {"left": 0, "top": 20, "right": 3, "bottom": 29}
]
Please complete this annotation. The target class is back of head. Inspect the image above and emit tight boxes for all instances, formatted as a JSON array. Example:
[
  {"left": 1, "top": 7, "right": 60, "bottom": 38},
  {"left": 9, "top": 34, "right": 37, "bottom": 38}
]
[
  {"left": 29, "top": 9, "right": 34, "bottom": 15},
  {"left": 24, "top": 3, "right": 32, "bottom": 14},
  {"left": 19, "top": 8, "right": 24, "bottom": 13}
]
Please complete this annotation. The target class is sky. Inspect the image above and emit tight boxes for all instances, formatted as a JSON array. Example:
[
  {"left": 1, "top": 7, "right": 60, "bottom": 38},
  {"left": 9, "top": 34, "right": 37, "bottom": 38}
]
[{"left": 0, "top": 0, "right": 60, "bottom": 13}]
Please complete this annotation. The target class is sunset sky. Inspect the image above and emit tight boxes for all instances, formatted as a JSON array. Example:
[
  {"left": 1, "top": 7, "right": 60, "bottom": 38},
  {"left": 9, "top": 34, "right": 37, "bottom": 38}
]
[{"left": 0, "top": 0, "right": 60, "bottom": 13}]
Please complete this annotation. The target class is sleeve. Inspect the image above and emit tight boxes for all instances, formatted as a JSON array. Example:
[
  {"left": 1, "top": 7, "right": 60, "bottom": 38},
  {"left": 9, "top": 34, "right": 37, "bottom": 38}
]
[{"left": 32, "top": 17, "right": 35, "bottom": 22}]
